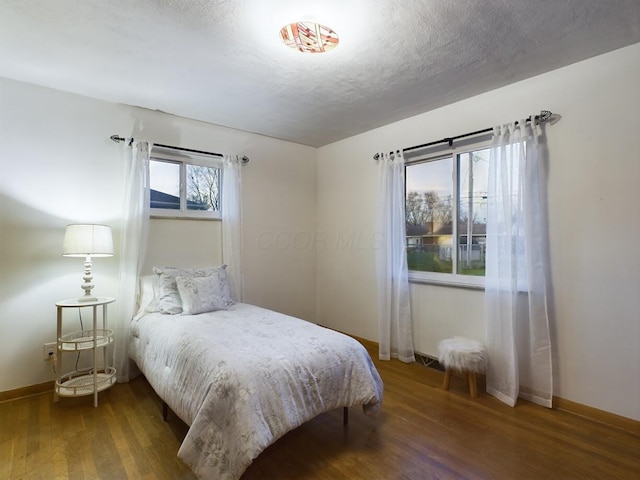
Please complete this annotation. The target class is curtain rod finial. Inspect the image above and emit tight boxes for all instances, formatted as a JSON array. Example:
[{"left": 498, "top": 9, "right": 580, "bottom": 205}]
[{"left": 539, "top": 110, "right": 552, "bottom": 122}]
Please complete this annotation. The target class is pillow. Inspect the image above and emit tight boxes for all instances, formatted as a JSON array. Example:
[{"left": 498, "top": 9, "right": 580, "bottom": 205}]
[
  {"left": 176, "top": 274, "right": 228, "bottom": 315},
  {"left": 134, "top": 274, "right": 158, "bottom": 318},
  {"left": 153, "top": 265, "right": 233, "bottom": 314},
  {"left": 216, "top": 266, "right": 235, "bottom": 307}
]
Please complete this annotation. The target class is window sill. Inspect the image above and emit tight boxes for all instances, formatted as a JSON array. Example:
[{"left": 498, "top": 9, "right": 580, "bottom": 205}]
[
  {"left": 408, "top": 271, "right": 485, "bottom": 290},
  {"left": 150, "top": 214, "right": 221, "bottom": 221}
]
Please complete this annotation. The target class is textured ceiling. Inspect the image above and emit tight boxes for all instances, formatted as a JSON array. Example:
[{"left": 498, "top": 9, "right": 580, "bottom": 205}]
[{"left": 0, "top": 1, "right": 638, "bottom": 147}]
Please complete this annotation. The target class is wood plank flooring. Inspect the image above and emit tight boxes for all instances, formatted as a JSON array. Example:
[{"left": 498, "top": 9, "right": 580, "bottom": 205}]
[{"left": 1, "top": 341, "right": 638, "bottom": 479}]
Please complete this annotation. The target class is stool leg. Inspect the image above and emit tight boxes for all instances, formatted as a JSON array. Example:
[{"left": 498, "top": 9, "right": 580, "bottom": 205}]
[
  {"left": 443, "top": 369, "right": 452, "bottom": 390},
  {"left": 467, "top": 371, "right": 478, "bottom": 398}
]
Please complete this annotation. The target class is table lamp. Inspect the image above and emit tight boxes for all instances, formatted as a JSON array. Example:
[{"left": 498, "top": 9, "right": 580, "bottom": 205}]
[{"left": 63, "top": 224, "right": 114, "bottom": 302}]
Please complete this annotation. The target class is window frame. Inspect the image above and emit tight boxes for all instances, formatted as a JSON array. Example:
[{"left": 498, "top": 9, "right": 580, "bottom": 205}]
[
  {"left": 149, "top": 148, "right": 223, "bottom": 221},
  {"left": 405, "top": 135, "right": 492, "bottom": 289}
]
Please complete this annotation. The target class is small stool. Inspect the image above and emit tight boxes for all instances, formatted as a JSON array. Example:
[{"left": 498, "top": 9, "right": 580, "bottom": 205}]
[{"left": 438, "top": 337, "right": 486, "bottom": 398}]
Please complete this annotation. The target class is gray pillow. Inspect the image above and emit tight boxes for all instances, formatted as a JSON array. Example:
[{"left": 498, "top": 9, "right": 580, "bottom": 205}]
[
  {"left": 153, "top": 266, "right": 227, "bottom": 314},
  {"left": 176, "top": 274, "right": 228, "bottom": 315}
]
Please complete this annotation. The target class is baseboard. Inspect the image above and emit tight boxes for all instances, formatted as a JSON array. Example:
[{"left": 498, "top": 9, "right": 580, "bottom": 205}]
[
  {"left": 553, "top": 396, "right": 639, "bottom": 435},
  {"left": 352, "top": 335, "right": 377, "bottom": 351},
  {"left": 352, "top": 335, "right": 638, "bottom": 434},
  {"left": 0, "top": 381, "right": 54, "bottom": 403},
  {"left": 4, "top": 345, "right": 638, "bottom": 435}
]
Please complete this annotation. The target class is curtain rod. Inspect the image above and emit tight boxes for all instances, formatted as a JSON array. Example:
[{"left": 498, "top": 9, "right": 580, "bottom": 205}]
[
  {"left": 109, "top": 135, "right": 250, "bottom": 164},
  {"left": 372, "top": 110, "right": 553, "bottom": 161}
]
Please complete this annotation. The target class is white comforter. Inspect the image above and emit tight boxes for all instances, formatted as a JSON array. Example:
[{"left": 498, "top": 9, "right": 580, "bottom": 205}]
[{"left": 129, "top": 303, "right": 383, "bottom": 479}]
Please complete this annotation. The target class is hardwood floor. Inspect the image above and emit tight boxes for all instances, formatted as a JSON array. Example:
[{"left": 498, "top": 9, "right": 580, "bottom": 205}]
[{"left": 2, "top": 341, "right": 638, "bottom": 479}]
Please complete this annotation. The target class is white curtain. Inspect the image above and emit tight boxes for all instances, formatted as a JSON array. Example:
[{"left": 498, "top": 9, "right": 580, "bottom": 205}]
[
  {"left": 375, "top": 150, "right": 415, "bottom": 363},
  {"left": 114, "top": 141, "right": 150, "bottom": 382},
  {"left": 222, "top": 155, "right": 244, "bottom": 302},
  {"left": 485, "top": 119, "right": 553, "bottom": 408}
]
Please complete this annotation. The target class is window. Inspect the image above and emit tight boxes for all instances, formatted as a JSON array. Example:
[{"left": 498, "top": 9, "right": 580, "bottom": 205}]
[
  {"left": 149, "top": 149, "right": 221, "bottom": 220},
  {"left": 405, "top": 140, "right": 490, "bottom": 287}
]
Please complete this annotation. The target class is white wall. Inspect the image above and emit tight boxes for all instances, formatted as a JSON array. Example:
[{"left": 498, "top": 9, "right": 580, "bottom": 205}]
[
  {"left": 2, "top": 44, "right": 638, "bottom": 422},
  {"left": 142, "top": 219, "right": 223, "bottom": 273},
  {"left": 317, "top": 43, "right": 640, "bottom": 421},
  {"left": 0, "top": 77, "right": 317, "bottom": 393}
]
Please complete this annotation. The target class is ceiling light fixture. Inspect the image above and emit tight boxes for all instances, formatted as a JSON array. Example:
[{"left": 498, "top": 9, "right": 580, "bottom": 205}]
[{"left": 280, "top": 21, "right": 339, "bottom": 53}]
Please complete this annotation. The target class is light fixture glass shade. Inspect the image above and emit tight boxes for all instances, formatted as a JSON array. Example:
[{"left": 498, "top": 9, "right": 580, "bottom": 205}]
[
  {"left": 280, "top": 22, "right": 339, "bottom": 53},
  {"left": 63, "top": 224, "right": 114, "bottom": 257},
  {"left": 63, "top": 224, "right": 113, "bottom": 302}
]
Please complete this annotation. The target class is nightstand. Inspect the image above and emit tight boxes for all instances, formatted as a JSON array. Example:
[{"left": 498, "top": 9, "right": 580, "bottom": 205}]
[{"left": 54, "top": 297, "right": 116, "bottom": 407}]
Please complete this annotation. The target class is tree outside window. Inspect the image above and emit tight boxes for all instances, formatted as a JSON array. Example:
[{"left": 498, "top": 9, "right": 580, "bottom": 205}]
[{"left": 405, "top": 147, "right": 489, "bottom": 277}]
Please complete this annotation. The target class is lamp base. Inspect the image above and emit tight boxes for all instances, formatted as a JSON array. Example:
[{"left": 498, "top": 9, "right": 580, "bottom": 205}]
[
  {"left": 78, "top": 257, "right": 96, "bottom": 302},
  {"left": 77, "top": 295, "right": 98, "bottom": 303}
]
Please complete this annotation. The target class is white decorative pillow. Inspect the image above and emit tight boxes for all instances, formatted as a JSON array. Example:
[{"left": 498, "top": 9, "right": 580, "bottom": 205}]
[
  {"left": 176, "top": 274, "right": 227, "bottom": 315},
  {"left": 153, "top": 266, "right": 223, "bottom": 314},
  {"left": 152, "top": 265, "right": 235, "bottom": 314},
  {"left": 216, "top": 265, "right": 235, "bottom": 307},
  {"left": 135, "top": 274, "right": 158, "bottom": 318}
]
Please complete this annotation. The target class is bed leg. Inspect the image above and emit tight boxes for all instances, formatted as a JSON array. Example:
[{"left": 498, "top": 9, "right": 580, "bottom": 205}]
[
  {"left": 343, "top": 407, "right": 349, "bottom": 425},
  {"left": 162, "top": 401, "right": 168, "bottom": 422}
]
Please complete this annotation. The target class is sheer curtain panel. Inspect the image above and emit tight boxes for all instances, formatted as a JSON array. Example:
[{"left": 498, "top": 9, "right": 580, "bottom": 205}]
[
  {"left": 222, "top": 155, "right": 244, "bottom": 302},
  {"left": 375, "top": 150, "right": 415, "bottom": 363},
  {"left": 485, "top": 119, "right": 553, "bottom": 408},
  {"left": 114, "top": 141, "right": 150, "bottom": 382}
]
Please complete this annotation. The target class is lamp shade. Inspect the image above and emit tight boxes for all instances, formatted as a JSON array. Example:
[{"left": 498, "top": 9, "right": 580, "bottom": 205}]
[{"left": 62, "top": 224, "right": 114, "bottom": 257}]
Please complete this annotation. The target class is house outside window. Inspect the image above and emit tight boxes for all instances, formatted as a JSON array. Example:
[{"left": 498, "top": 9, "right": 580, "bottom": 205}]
[
  {"left": 405, "top": 137, "right": 490, "bottom": 288},
  {"left": 149, "top": 148, "right": 221, "bottom": 220}
]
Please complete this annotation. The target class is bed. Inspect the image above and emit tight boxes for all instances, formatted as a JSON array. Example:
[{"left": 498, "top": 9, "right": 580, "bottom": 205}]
[{"left": 128, "top": 266, "right": 383, "bottom": 480}]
